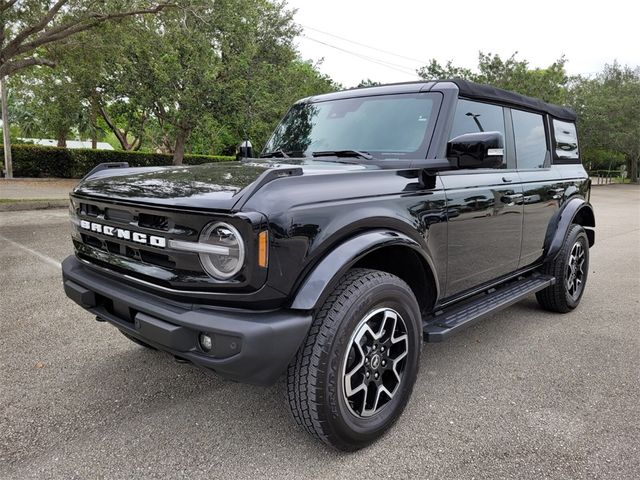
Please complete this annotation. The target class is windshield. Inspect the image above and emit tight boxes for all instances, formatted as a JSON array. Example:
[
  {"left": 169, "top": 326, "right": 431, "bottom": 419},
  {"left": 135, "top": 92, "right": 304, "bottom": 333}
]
[{"left": 263, "top": 93, "right": 439, "bottom": 159}]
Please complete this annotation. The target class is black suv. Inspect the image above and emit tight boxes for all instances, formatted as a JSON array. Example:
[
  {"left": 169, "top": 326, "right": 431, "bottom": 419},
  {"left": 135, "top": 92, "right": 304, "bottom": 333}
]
[{"left": 62, "top": 80, "right": 595, "bottom": 451}]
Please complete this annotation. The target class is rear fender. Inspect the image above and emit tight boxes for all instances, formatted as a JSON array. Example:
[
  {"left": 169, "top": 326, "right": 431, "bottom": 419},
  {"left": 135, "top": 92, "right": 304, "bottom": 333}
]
[{"left": 544, "top": 197, "right": 595, "bottom": 262}]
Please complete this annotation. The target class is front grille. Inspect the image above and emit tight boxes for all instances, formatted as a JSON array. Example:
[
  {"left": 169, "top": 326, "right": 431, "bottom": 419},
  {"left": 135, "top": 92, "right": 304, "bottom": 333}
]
[
  {"left": 104, "top": 207, "right": 134, "bottom": 223},
  {"left": 72, "top": 197, "right": 225, "bottom": 288},
  {"left": 81, "top": 233, "right": 102, "bottom": 249},
  {"left": 138, "top": 212, "right": 169, "bottom": 230}
]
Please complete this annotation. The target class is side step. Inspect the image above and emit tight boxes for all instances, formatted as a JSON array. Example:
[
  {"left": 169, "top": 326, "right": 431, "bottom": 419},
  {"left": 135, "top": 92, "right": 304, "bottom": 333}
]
[{"left": 423, "top": 274, "right": 555, "bottom": 342}]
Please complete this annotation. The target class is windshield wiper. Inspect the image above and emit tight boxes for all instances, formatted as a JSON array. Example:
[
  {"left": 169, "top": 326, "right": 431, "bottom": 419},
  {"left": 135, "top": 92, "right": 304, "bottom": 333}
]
[
  {"left": 260, "top": 149, "right": 290, "bottom": 158},
  {"left": 312, "top": 150, "right": 373, "bottom": 160}
]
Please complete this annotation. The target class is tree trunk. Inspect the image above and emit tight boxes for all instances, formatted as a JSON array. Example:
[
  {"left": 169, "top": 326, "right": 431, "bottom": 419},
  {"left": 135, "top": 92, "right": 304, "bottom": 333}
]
[
  {"left": 98, "top": 103, "right": 131, "bottom": 150},
  {"left": 630, "top": 157, "right": 639, "bottom": 183},
  {"left": 1, "top": 77, "right": 13, "bottom": 178},
  {"left": 90, "top": 92, "right": 98, "bottom": 149},
  {"left": 57, "top": 131, "right": 67, "bottom": 148},
  {"left": 173, "top": 129, "right": 187, "bottom": 165}
]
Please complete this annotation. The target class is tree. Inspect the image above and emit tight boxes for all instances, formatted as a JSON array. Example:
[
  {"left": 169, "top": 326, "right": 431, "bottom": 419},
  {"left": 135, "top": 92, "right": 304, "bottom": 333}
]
[
  {"left": 62, "top": 23, "right": 149, "bottom": 150},
  {"left": 357, "top": 79, "right": 380, "bottom": 88},
  {"left": 3, "top": 0, "right": 339, "bottom": 167},
  {"left": 108, "top": 0, "right": 336, "bottom": 164},
  {"left": 114, "top": 3, "right": 227, "bottom": 163},
  {"left": 217, "top": 58, "right": 338, "bottom": 154},
  {"left": 10, "top": 66, "right": 86, "bottom": 146},
  {"left": 0, "top": 0, "right": 172, "bottom": 78},
  {"left": 418, "top": 52, "right": 570, "bottom": 104},
  {"left": 0, "top": 0, "right": 171, "bottom": 176},
  {"left": 570, "top": 63, "right": 640, "bottom": 182}
]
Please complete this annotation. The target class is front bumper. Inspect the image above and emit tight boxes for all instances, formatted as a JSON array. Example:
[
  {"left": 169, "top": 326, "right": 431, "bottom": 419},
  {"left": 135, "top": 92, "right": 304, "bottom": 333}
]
[{"left": 61, "top": 256, "right": 312, "bottom": 385}]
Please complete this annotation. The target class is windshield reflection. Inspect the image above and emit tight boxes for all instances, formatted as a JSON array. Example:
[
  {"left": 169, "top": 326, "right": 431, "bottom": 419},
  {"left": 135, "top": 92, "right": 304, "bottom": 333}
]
[{"left": 263, "top": 93, "right": 437, "bottom": 159}]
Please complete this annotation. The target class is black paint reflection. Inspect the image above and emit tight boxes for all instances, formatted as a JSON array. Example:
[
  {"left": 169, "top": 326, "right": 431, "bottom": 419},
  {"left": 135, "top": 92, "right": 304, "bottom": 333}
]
[
  {"left": 440, "top": 173, "right": 524, "bottom": 296},
  {"left": 75, "top": 162, "right": 270, "bottom": 200}
]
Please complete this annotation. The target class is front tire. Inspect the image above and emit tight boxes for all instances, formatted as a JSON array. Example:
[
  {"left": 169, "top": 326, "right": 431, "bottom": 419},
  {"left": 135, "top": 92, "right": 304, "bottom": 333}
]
[
  {"left": 536, "top": 224, "right": 590, "bottom": 313},
  {"left": 286, "top": 268, "right": 422, "bottom": 451}
]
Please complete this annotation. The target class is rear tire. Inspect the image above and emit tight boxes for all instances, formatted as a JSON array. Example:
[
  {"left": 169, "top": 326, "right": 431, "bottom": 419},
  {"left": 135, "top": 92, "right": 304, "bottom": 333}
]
[
  {"left": 286, "top": 268, "right": 422, "bottom": 451},
  {"left": 536, "top": 224, "right": 589, "bottom": 313}
]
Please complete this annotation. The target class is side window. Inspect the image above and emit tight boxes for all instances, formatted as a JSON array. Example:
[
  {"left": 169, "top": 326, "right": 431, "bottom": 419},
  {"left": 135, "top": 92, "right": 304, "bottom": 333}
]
[
  {"left": 553, "top": 120, "right": 579, "bottom": 160},
  {"left": 512, "top": 109, "right": 547, "bottom": 169},
  {"left": 450, "top": 99, "right": 506, "bottom": 168}
]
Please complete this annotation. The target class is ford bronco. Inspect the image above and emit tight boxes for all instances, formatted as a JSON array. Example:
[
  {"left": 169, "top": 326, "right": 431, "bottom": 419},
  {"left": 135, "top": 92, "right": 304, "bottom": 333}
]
[{"left": 62, "top": 80, "right": 595, "bottom": 450}]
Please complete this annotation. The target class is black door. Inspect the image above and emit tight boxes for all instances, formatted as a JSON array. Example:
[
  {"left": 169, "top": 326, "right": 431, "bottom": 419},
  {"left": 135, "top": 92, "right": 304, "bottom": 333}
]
[
  {"left": 510, "top": 109, "right": 565, "bottom": 268},
  {"left": 440, "top": 172, "right": 524, "bottom": 296},
  {"left": 440, "top": 99, "right": 523, "bottom": 297}
]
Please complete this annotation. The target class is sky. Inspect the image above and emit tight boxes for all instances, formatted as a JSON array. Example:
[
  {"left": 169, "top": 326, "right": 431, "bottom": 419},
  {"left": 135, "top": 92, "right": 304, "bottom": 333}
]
[{"left": 287, "top": 0, "right": 638, "bottom": 88}]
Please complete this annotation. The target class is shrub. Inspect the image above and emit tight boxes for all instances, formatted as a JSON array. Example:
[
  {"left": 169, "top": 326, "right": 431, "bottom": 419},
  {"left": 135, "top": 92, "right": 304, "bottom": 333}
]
[
  {"left": 1, "top": 144, "right": 235, "bottom": 178},
  {"left": 582, "top": 148, "right": 626, "bottom": 172}
]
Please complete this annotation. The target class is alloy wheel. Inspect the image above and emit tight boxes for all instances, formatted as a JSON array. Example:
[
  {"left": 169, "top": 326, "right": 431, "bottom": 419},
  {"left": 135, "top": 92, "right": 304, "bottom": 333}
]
[
  {"left": 342, "top": 307, "right": 409, "bottom": 418},
  {"left": 566, "top": 241, "right": 586, "bottom": 300}
]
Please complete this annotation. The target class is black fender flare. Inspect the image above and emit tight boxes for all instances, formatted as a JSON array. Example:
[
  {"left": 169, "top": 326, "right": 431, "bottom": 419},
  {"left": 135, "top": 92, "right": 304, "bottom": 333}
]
[
  {"left": 543, "top": 197, "right": 595, "bottom": 262},
  {"left": 290, "top": 230, "right": 439, "bottom": 311}
]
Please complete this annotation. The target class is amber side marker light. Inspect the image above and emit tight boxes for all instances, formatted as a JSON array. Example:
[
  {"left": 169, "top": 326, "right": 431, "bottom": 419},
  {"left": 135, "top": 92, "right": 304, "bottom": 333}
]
[{"left": 258, "top": 231, "right": 268, "bottom": 268}]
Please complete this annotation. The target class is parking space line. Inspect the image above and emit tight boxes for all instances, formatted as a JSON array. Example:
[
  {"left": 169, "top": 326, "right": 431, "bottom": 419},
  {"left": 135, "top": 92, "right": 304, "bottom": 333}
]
[{"left": 0, "top": 233, "right": 62, "bottom": 269}]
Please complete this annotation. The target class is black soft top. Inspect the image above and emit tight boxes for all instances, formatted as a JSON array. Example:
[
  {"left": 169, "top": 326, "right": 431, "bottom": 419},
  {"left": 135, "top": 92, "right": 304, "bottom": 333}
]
[
  {"left": 304, "top": 79, "right": 577, "bottom": 122},
  {"left": 450, "top": 79, "right": 576, "bottom": 121}
]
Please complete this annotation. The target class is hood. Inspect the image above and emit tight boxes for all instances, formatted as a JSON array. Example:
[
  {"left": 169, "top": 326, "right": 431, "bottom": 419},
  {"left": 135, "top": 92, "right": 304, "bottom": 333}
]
[{"left": 72, "top": 159, "right": 371, "bottom": 211}]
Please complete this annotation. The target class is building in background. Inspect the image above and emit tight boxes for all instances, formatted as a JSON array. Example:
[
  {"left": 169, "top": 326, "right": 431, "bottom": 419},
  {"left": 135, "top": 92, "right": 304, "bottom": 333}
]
[{"left": 19, "top": 138, "right": 114, "bottom": 150}]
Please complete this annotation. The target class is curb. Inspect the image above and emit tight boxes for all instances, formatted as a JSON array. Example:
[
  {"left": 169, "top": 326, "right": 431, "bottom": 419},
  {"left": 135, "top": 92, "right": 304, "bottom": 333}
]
[{"left": 0, "top": 200, "right": 68, "bottom": 212}]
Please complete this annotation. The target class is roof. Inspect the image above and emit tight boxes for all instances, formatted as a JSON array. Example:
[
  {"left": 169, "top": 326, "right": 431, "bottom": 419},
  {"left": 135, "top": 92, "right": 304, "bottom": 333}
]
[
  {"left": 304, "top": 79, "right": 576, "bottom": 122},
  {"left": 450, "top": 79, "right": 577, "bottom": 121}
]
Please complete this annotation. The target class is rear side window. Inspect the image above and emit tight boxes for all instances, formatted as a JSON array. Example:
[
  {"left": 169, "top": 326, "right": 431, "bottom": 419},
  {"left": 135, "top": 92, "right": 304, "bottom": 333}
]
[
  {"left": 450, "top": 99, "right": 506, "bottom": 167},
  {"left": 553, "top": 120, "right": 579, "bottom": 160},
  {"left": 512, "top": 110, "right": 547, "bottom": 169}
]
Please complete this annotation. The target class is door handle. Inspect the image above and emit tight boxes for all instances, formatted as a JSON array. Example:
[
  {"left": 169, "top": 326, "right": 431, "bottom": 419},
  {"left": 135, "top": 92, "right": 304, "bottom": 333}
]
[
  {"left": 501, "top": 193, "right": 523, "bottom": 204},
  {"left": 548, "top": 187, "right": 564, "bottom": 199},
  {"left": 502, "top": 177, "right": 513, "bottom": 183}
]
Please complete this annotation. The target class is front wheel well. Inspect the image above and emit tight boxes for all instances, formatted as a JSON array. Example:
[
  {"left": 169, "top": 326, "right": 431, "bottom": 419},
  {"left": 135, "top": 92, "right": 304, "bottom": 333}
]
[{"left": 352, "top": 245, "right": 436, "bottom": 317}]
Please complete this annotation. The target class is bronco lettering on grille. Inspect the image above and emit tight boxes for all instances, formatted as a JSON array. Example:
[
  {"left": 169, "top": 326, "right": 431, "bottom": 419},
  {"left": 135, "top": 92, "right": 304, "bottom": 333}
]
[{"left": 79, "top": 220, "right": 166, "bottom": 248}]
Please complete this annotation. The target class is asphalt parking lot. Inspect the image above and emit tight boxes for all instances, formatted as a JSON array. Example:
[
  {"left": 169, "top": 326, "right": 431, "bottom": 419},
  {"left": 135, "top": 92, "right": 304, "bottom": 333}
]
[{"left": 1, "top": 184, "right": 638, "bottom": 479}]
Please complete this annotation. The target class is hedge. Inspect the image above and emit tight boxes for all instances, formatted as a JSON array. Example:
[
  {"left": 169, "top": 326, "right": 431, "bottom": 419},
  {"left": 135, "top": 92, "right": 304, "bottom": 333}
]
[{"left": 1, "top": 144, "right": 235, "bottom": 178}]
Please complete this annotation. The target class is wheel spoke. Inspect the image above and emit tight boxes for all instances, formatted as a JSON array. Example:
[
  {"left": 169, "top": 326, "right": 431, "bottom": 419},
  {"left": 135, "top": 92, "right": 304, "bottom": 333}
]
[
  {"left": 391, "top": 332, "right": 408, "bottom": 345},
  {"left": 345, "top": 375, "right": 367, "bottom": 398},
  {"left": 367, "top": 385, "right": 391, "bottom": 415},
  {"left": 344, "top": 341, "right": 366, "bottom": 397},
  {"left": 342, "top": 307, "right": 409, "bottom": 418},
  {"left": 566, "top": 240, "right": 587, "bottom": 300},
  {"left": 363, "top": 385, "right": 381, "bottom": 416},
  {"left": 391, "top": 353, "right": 406, "bottom": 384}
]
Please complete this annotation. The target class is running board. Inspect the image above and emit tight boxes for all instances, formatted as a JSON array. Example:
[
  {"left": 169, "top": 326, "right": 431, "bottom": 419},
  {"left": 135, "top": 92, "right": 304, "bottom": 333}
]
[{"left": 423, "top": 274, "right": 555, "bottom": 342}]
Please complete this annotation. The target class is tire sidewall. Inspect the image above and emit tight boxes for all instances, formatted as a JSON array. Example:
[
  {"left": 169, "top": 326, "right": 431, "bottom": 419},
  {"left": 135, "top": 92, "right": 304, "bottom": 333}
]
[
  {"left": 323, "top": 278, "right": 422, "bottom": 447},
  {"left": 563, "top": 227, "right": 589, "bottom": 309}
]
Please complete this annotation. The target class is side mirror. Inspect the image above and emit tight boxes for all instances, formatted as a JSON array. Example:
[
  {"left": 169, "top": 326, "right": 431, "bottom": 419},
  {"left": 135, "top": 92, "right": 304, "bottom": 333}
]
[
  {"left": 447, "top": 131, "right": 504, "bottom": 169},
  {"left": 236, "top": 140, "right": 253, "bottom": 160}
]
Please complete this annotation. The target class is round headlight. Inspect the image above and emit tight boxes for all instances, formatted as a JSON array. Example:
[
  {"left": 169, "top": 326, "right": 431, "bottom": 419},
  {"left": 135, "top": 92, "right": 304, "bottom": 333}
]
[{"left": 198, "top": 222, "right": 245, "bottom": 279}]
